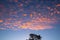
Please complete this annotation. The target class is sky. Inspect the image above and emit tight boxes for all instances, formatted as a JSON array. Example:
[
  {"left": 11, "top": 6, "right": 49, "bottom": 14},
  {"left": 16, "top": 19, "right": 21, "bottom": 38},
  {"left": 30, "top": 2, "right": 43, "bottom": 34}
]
[{"left": 0, "top": 0, "right": 60, "bottom": 40}]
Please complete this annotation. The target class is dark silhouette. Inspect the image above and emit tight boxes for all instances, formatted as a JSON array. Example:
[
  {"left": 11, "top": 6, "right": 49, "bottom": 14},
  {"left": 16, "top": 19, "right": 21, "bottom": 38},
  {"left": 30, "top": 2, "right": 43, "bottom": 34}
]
[{"left": 28, "top": 34, "right": 41, "bottom": 40}]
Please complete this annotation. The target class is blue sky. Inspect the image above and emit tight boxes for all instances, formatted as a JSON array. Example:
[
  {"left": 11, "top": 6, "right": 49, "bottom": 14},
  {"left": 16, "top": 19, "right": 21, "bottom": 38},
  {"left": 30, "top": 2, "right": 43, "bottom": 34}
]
[
  {"left": 0, "top": 0, "right": 60, "bottom": 40},
  {"left": 0, "top": 27, "right": 60, "bottom": 40}
]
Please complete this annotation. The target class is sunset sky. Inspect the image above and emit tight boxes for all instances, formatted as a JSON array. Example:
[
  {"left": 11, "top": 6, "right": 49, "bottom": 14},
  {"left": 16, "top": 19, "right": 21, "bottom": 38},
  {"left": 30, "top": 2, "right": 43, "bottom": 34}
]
[{"left": 0, "top": 0, "right": 60, "bottom": 40}]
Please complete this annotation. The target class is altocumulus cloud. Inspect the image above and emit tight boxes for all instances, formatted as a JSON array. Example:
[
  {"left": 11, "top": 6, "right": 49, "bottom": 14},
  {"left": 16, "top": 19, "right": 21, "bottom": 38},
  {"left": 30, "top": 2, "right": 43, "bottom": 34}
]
[{"left": 0, "top": 0, "right": 60, "bottom": 30}]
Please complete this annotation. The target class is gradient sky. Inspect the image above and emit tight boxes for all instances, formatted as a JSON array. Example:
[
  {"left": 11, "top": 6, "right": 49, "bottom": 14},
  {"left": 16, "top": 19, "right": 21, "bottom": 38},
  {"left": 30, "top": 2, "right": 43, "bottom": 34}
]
[{"left": 0, "top": 0, "right": 60, "bottom": 40}]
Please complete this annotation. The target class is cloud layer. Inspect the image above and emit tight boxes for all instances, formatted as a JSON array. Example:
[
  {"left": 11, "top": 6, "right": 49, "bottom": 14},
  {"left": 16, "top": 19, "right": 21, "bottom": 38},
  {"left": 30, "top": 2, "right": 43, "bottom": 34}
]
[{"left": 0, "top": 0, "right": 60, "bottom": 30}]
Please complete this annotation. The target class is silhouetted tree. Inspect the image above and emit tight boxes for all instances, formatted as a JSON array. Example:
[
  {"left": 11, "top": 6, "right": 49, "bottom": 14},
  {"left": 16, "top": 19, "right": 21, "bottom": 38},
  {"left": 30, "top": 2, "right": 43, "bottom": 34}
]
[{"left": 28, "top": 34, "right": 41, "bottom": 40}]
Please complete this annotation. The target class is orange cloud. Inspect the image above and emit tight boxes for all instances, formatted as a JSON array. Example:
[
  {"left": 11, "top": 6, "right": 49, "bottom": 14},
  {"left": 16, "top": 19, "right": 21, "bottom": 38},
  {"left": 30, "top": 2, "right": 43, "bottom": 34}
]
[
  {"left": 56, "top": 4, "right": 60, "bottom": 6},
  {"left": 28, "top": 25, "right": 52, "bottom": 30},
  {"left": 20, "top": 21, "right": 53, "bottom": 30},
  {"left": 21, "top": 22, "right": 32, "bottom": 29},
  {"left": 0, "top": 20, "right": 3, "bottom": 23},
  {"left": 0, "top": 13, "right": 56, "bottom": 30},
  {"left": 30, "top": 13, "right": 33, "bottom": 18},
  {"left": 19, "top": 17, "right": 56, "bottom": 30},
  {"left": 23, "top": 14, "right": 27, "bottom": 17}
]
